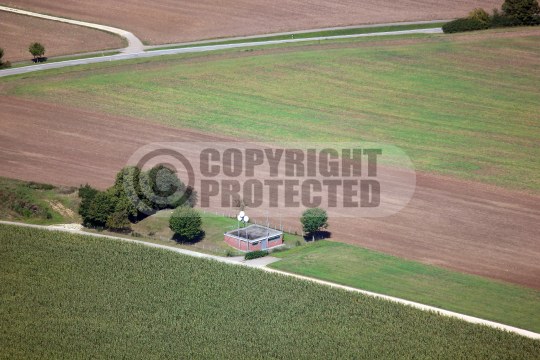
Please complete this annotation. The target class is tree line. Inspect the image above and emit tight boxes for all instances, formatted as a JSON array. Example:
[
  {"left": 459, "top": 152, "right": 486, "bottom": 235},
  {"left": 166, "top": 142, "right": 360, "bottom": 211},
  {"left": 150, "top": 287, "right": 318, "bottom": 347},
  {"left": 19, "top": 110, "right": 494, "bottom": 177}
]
[{"left": 79, "top": 165, "right": 197, "bottom": 230}]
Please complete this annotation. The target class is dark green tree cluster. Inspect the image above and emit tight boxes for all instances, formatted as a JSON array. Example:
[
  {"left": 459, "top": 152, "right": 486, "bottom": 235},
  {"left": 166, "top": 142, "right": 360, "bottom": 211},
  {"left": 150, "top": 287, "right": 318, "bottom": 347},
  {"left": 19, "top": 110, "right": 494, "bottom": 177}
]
[
  {"left": 29, "top": 42, "right": 45, "bottom": 58},
  {"left": 300, "top": 207, "right": 329, "bottom": 241},
  {"left": 443, "top": 0, "right": 540, "bottom": 33},
  {"left": 79, "top": 165, "right": 197, "bottom": 229},
  {"left": 0, "top": 48, "right": 11, "bottom": 69},
  {"left": 169, "top": 207, "right": 203, "bottom": 241}
]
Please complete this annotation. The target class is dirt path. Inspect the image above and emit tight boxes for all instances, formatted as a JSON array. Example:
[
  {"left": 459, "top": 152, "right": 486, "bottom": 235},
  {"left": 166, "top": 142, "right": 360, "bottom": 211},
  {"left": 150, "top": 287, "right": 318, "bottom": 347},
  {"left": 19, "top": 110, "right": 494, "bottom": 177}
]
[
  {"left": 1, "top": 97, "right": 539, "bottom": 290},
  {"left": 0, "top": 5, "right": 143, "bottom": 53},
  {"left": 0, "top": 10, "right": 124, "bottom": 62},
  {"left": 1, "top": 219, "right": 539, "bottom": 340},
  {"left": 5, "top": 0, "right": 501, "bottom": 45}
]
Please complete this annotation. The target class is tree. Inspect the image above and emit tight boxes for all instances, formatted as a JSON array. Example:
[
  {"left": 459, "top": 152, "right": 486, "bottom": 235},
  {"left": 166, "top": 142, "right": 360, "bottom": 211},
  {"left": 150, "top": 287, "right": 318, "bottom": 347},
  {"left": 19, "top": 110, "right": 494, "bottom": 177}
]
[
  {"left": 502, "top": 0, "right": 540, "bottom": 22},
  {"left": 86, "top": 191, "right": 115, "bottom": 227},
  {"left": 29, "top": 42, "right": 45, "bottom": 58},
  {"left": 300, "top": 207, "right": 329, "bottom": 241},
  {"left": 468, "top": 8, "right": 490, "bottom": 24},
  {"left": 106, "top": 210, "right": 132, "bottom": 230},
  {"left": 169, "top": 207, "right": 202, "bottom": 241},
  {"left": 78, "top": 184, "right": 99, "bottom": 223}
]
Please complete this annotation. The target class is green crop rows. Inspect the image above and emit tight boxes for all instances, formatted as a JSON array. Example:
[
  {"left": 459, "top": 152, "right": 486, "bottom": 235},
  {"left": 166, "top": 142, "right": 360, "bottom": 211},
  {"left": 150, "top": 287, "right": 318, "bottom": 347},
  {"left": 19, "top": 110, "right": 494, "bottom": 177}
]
[{"left": 1, "top": 224, "right": 539, "bottom": 358}]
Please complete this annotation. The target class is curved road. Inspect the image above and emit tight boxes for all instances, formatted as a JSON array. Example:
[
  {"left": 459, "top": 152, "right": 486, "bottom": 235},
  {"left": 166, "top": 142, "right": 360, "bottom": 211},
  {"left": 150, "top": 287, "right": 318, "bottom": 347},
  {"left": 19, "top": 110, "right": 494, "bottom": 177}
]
[
  {"left": 1, "top": 219, "right": 539, "bottom": 340},
  {"left": 0, "top": 5, "right": 144, "bottom": 53}
]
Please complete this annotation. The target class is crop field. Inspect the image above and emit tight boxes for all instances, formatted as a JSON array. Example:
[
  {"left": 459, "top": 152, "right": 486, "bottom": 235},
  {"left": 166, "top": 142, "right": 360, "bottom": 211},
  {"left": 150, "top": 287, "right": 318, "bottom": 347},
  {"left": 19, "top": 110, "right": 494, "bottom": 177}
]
[
  {"left": 2, "top": 30, "right": 540, "bottom": 289},
  {"left": 1, "top": 224, "right": 539, "bottom": 358},
  {"left": 5, "top": 0, "right": 501, "bottom": 44},
  {"left": 269, "top": 241, "right": 540, "bottom": 333},
  {"left": 0, "top": 11, "right": 123, "bottom": 62},
  {"left": 3, "top": 29, "right": 540, "bottom": 191}
]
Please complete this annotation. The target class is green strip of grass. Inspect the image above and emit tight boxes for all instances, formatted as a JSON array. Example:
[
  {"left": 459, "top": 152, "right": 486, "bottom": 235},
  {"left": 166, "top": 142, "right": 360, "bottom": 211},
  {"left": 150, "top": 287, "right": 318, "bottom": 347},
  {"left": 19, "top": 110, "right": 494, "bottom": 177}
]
[
  {"left": 146, "top": 23, "right": 446, "bottom": 51},
  {"left": 1, "top": 224, "right": 538, "bottom": 358},
  {"left": 11, "top": 52, "right": 121, "bottom": 68},
  {"left": 268, "top": 240, "right": 540, "bottom": 333}
]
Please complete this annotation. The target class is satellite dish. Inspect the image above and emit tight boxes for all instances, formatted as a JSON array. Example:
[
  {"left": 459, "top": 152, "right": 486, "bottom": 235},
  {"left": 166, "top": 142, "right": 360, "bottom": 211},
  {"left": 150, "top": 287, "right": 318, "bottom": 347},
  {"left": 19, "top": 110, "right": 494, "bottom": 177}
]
[
  {"left": 239, "top": 211, "right": 245, "bottom": 217},
  {"left": 244, "top": 216, "right": 249, "bottom": 222},
  {"left": 237, "top": 215, "right": 243, "bottom": 221}
]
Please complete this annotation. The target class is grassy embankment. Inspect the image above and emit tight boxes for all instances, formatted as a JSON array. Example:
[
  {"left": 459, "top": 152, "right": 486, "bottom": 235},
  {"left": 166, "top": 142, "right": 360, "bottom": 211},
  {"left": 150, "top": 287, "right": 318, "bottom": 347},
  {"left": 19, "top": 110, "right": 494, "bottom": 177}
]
[
  {"left": 145, "top": 22, "right": 447, "bottom": 51},
  {"left": 1, "top": 223, "right": 539, "bottom": 358},
  {"left": 0, "top": 177, "right": 80, "bottom": 224},
  {"left": 2, "top": 29, "right": 540, "bottom": 191}
]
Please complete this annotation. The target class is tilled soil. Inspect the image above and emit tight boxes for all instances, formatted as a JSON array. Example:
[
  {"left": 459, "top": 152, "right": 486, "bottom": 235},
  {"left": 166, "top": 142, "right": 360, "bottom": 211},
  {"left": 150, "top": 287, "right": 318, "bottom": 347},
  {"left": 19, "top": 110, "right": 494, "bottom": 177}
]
[
  {"left": 0, "top": 11, "right": 123, "bottom": 62},
  {"left": 4, "top": 0, "right": 502, "bottom": 44},
  {"left": 1, "top": 96, "right": 539, "bottom": 290}
]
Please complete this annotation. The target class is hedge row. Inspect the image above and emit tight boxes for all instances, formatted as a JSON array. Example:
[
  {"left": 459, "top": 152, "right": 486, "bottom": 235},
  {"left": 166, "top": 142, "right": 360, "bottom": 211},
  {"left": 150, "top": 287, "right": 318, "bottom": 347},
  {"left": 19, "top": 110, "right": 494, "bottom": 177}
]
[
  {"left": 443, "top": 14, "right": 540, "bottom": 33},
  {"left": 245, "top": 250, "right": 268, "bottom": 260}
]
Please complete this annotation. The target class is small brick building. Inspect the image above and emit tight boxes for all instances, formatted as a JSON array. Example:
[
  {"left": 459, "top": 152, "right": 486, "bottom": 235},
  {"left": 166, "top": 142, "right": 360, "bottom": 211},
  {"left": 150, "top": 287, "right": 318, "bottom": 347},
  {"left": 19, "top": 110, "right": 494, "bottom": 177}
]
[{"left": 224, "top": 224, "right": 283, "bottom": 252}]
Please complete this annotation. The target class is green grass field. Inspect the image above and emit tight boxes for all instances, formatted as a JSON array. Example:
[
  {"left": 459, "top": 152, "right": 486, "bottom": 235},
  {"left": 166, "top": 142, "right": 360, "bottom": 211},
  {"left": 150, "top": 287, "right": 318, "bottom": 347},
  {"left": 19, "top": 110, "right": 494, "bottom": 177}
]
[
  {"left": 1, "top": 224, "right": 539, "bottom": 358},
  {"left": 2, "top": 29, "right": 539, "bottom": 191},
  {"left": 146, "top": 22, "right": 447, "bottom": 51},
  {"left": 268, "top": 240, "right": 540, "bottom": 333}
]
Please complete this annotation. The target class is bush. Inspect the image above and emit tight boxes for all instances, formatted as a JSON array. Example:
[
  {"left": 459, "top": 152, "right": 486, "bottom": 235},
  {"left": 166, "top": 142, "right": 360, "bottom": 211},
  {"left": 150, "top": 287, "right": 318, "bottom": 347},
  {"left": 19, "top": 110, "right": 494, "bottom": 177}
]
[
  {"left": 169, "top": 207, "right": 202, "bottom": 241},
  {"left": 245, "top": 250, "right": 268, "bottom": 260},
  {"left": 442, "top": 18, "right": 490, "bottom": 33},
  {"left": 27, "top": 181, "right": 56, "bottom": 191},
  {"left": 469, "top": 8, "right": 491, "bottom": 24}
]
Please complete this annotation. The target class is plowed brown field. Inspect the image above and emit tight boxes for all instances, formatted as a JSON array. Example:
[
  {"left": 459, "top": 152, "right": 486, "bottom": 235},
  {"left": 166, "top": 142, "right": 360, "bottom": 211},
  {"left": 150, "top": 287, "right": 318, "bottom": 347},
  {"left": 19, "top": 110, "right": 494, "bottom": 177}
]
[
  {"left": 0, "top": 11, "right": 123, "bottom": 62},
  {"left": 4, "top": 0, "right": 501, "bottom": 44},
  {"left": 2, "top": 96, "right": 539, "bottom": 290}
]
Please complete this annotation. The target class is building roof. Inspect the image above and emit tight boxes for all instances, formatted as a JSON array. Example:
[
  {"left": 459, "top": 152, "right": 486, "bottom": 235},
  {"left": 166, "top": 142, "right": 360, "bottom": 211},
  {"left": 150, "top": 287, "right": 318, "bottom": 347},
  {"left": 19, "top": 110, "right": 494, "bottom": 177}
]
[{"left": 225, "top": 224, "right": 282, "bottom": 242}]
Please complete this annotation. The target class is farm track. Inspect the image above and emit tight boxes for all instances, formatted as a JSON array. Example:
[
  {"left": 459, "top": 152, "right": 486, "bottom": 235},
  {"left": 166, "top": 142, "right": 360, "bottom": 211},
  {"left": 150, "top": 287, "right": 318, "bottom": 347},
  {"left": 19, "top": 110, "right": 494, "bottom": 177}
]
[
  {"left": 0, "top": 26, "right": 443, "bottom": 78},
  {"left": 1, "top": 220, "right": 540, "bottom": 340},
  {"left": 1, "top": 97, "right": 540, "bottom": 290},
  {"left": 4, "top": 0, "right": 501, "bottom": 45}
]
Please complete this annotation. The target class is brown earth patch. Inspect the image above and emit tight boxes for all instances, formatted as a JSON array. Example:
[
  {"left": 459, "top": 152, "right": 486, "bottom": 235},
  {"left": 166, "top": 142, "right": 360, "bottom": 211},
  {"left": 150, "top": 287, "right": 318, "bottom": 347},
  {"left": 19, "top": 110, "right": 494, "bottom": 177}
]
[
  {"left": 1, "top": 96, "right": 539, "bottom": 290},
  {"left": 0, "top": 11, "right": 124, "bottom": 62},
  {"left": 4, "top": 0, "right": 501, "bottom": 45}
]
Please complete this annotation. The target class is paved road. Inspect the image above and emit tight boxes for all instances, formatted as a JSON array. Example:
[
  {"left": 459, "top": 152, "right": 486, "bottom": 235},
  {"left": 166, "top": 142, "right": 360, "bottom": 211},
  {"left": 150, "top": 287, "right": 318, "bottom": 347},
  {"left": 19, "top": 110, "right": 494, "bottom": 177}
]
[
  {"left": 0, "top": 27, "right": 442, "bottom": 78},
  {"left": 144, "top": 19, "right": 451, "bottom": 50},
  {"left": 0, "top": 5, "right": 144, "bottom": 53},
  {"left": 1, "top": 219, "right": 539, "bottom": 340}
]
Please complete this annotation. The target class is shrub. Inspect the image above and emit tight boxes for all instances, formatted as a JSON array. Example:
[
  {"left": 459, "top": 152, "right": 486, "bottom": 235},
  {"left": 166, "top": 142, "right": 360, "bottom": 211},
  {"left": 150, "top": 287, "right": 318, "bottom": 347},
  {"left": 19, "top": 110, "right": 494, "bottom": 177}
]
[
  {"left": 27, "top": 181, "right": 56, "bottom": 191},
  {"left": 245, "top": 250, "right": 268, "bottom": 260},
  {"left": 469, "top": 8, "right": 491, "bottom": 24},
  {"left": 442, "top": 18, "right": 490, "bottom": 33},
  {"left": 169, "top": 207, "right": 202, "bottom": 241}
]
